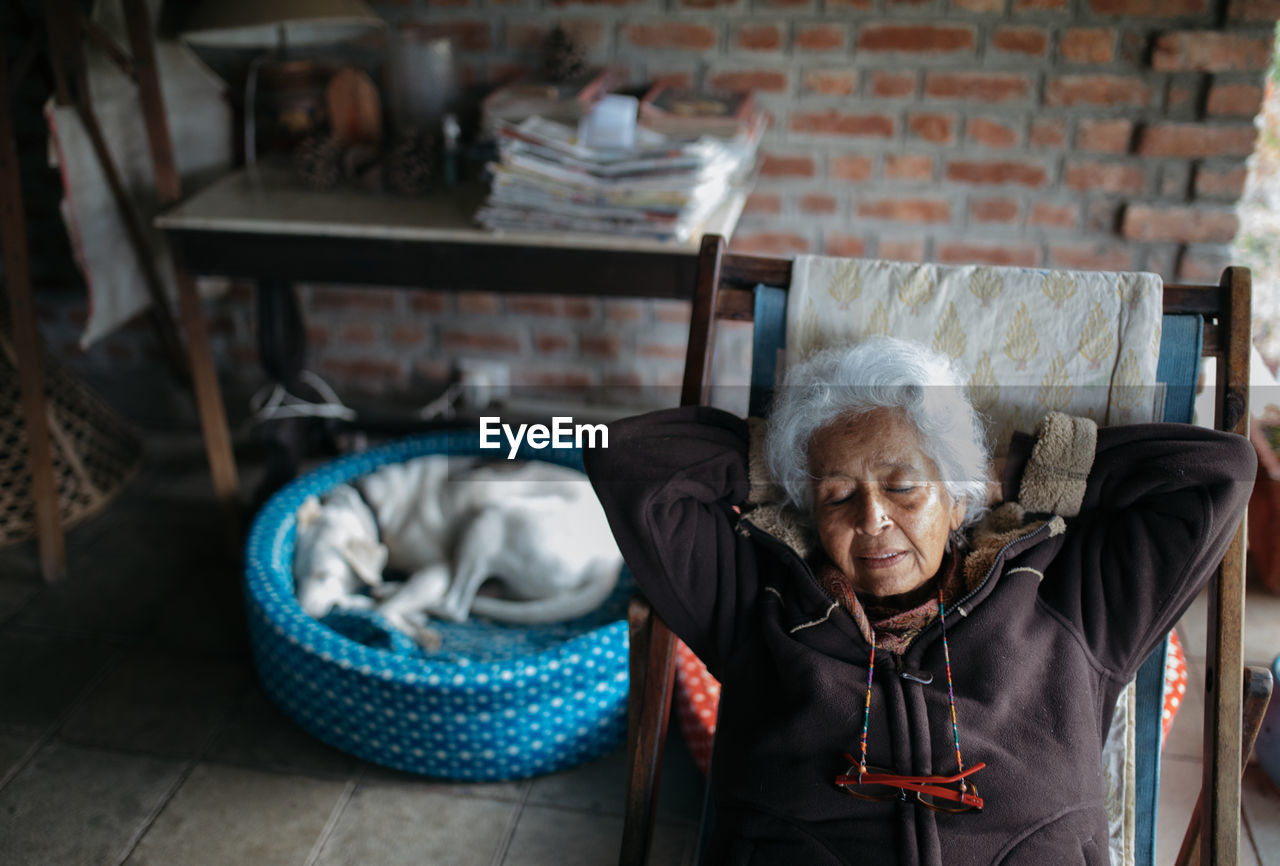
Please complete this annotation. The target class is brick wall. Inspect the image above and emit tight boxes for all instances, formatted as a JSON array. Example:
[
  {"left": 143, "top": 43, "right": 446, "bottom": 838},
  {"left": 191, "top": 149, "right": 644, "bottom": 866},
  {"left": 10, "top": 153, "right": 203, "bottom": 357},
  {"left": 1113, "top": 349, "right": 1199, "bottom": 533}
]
[{"left": 23, "top": 0, "right": 1280, "bottom": 411}]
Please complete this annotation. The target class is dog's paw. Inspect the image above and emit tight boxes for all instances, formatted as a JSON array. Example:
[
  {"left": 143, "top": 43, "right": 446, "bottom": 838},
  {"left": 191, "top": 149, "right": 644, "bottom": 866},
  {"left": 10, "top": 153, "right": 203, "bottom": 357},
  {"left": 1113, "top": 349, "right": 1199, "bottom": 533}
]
[{"left": 411, "top": 623, "right": 443, "bottom": 652}]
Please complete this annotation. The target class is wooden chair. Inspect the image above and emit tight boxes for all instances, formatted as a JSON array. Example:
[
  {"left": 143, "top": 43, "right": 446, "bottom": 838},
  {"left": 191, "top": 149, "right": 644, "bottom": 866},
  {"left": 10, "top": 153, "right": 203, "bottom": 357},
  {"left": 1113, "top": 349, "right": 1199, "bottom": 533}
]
[{"left": 620, "top": 234, "right": 1269, "bottom": 866}]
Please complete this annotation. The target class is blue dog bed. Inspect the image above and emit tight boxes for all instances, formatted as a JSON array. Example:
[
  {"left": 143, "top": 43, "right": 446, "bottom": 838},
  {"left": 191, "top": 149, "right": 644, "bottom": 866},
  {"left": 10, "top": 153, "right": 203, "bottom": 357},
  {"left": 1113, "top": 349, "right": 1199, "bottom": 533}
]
[{"left": 244, "top": 430, "right": 630, "bottom": 780}]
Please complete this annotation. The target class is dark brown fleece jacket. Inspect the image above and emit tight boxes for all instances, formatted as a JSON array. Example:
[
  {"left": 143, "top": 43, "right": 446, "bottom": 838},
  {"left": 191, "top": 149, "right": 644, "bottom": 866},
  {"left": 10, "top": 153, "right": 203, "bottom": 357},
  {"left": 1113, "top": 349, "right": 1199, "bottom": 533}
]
[{"left": 584, "top": 406, "right": 1254, "bottom": 866}]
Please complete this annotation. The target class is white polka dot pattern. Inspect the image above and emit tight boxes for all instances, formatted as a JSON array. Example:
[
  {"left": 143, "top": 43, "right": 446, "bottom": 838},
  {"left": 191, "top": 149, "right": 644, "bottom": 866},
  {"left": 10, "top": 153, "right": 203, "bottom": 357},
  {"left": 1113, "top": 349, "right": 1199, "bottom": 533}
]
[{"left": 674, "top": 638, "right": 720, "bottom": 776}]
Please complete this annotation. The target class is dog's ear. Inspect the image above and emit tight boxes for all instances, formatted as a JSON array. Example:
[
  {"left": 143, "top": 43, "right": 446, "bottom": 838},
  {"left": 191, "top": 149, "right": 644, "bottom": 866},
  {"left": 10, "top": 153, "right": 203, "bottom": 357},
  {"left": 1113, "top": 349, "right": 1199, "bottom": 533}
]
[{"left": 297, "top": 496, "right": 322, "bottom": 530}]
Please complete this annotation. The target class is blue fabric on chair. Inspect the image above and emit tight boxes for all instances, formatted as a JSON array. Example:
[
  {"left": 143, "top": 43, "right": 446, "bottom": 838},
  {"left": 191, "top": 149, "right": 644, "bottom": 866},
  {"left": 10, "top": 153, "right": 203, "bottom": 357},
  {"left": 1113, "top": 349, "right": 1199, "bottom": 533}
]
[
  {"left": 1131, "top": 312, "right": 1205, "bottom": 865},
  {"left": 749, "top": 285, "right": 788, "bottom": 418}
]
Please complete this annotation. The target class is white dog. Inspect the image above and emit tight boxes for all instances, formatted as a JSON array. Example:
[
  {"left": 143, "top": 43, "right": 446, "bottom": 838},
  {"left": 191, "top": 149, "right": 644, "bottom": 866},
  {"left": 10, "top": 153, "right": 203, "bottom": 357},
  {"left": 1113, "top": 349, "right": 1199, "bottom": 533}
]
[
  {"left": 292, "top": 484, "right": 387, "bottom": 618},
  {"left": 292, "top": 456, "right": 623, "bottom": 649}
]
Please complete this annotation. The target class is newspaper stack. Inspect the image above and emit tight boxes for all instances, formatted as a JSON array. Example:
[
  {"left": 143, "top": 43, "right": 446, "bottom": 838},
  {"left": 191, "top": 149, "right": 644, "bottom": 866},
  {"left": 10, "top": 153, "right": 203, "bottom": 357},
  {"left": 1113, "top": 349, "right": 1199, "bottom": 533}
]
[{"left": 476, "top": 116, "right": 762, "bottom": 244}]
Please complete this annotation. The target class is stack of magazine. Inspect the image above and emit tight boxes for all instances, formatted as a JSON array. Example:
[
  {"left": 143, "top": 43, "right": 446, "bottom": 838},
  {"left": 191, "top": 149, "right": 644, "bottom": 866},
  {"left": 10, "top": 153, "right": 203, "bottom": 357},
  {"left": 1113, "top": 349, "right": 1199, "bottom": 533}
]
[{"left": 476, "top": 115, "right": 762, "bottom": 243}]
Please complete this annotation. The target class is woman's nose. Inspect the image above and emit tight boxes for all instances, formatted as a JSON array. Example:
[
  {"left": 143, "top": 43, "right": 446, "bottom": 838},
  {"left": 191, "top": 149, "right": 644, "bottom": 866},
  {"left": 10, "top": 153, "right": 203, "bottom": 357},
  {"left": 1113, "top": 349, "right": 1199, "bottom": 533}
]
[{"left": 853, "top": 491, "right": 891, "bottom": 534}]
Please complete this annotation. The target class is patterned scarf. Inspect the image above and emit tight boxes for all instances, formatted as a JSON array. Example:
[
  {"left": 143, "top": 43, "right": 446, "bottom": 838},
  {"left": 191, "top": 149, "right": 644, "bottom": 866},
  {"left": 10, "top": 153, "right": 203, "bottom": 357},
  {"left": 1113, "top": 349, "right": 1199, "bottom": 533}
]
[{"left": 816, "top": 549, "right": 966, "bottom": 654}]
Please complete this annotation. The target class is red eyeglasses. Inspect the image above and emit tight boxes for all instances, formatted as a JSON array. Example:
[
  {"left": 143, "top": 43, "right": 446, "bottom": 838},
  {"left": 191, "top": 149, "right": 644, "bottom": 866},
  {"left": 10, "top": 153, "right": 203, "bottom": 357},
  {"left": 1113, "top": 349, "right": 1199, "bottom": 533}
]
[{"left": 833, "top": 584, "right": 987, "bottom": 814}]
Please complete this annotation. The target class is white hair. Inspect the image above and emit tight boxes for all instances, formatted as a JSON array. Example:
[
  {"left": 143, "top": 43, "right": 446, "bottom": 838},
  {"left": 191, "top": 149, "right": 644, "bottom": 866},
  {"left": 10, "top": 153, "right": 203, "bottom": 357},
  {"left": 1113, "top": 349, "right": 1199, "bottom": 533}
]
[{"left": 764, "top": 337, "right": 991, "bottom": 529}]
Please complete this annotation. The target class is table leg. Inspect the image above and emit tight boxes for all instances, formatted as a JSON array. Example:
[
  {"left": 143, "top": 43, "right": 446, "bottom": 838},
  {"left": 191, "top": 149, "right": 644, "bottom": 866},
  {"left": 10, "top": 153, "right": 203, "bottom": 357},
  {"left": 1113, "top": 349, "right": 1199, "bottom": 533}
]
[{"left": 250, "top": 279, "right": 312, "bottom": 510}]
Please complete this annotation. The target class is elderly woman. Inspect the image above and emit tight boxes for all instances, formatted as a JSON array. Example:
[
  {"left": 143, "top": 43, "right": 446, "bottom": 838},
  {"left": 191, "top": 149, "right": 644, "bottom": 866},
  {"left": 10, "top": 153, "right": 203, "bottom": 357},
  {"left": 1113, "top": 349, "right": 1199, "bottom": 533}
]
[{"left": 584, "top": 337, "right": 1254, "bottom": 866}]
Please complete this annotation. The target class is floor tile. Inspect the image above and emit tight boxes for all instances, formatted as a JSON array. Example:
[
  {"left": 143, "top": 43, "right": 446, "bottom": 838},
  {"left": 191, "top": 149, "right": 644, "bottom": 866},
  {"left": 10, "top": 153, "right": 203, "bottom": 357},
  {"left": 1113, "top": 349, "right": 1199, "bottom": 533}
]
[
  {"left": 0, "top": 629, "right": 114, "bottom": 734},
  {"left": 1243, "top": 764, "right": 1280, "bottom": 866},
  {"left": 0, "top": 731, "right": 37, "bottom": 782},
  {"left": 0, "top": 741, "right": 183, "bottom": 866},
  {"left": 59, "top": 650, "right": 249, "bottom": 758},
  {"left": 501, "top": 804, "right": 694, "bottom": 866},
  {"left": 205, "top": 680, "right": 359, "bottom": 779},
  {"left": 526, "top": 744, "right": 626, "bottom": 814},
  {"left": 360, "top": 761, "right": 528, "bottom": 802},
  {"left": 124, "top": 763, "right": 347, "bottom": 866},
  {"left": 1156, "top": 755, "right": 1202, "bottom": 865},
  {"left": 314, "top": 782, "right": 517, "bottom": 866}
]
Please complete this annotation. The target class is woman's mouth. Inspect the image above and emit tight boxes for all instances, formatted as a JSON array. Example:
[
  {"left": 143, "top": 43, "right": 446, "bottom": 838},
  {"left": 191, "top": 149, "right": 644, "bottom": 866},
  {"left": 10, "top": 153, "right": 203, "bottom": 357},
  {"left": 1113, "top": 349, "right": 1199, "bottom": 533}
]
[{"left": 858, "top": 550, "right": 907, "bottom": 569}]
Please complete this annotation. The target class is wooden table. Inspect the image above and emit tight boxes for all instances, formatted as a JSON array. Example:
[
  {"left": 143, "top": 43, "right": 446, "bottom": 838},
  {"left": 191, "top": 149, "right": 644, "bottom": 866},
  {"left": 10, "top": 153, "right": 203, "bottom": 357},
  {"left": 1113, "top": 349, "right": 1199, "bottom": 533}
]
[{"left": 155, "top": 165, "right": 748, "bottom": 499}]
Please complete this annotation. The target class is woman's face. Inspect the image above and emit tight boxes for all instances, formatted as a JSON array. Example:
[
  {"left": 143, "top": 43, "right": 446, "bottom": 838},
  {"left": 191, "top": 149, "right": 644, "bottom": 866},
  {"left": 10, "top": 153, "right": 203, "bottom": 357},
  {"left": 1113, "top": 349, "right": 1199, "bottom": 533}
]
[{"left": 807, "top": 407, "right": 965, "bottom": 599}]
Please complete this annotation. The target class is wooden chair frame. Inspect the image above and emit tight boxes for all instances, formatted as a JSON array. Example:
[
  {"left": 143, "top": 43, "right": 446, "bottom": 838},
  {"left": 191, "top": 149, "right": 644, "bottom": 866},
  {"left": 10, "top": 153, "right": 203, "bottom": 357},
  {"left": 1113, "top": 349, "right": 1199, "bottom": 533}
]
[{"left": 620, "top": 234, "right": 1264, "bottom": 866}]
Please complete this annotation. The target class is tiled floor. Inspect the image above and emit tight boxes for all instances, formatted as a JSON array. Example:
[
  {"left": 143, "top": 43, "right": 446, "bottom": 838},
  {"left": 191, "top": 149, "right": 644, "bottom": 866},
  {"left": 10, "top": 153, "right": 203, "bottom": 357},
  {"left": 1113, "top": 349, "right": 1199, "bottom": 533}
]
[{"left": 1, "top": 421, "right": 1278, "bottom": 865}]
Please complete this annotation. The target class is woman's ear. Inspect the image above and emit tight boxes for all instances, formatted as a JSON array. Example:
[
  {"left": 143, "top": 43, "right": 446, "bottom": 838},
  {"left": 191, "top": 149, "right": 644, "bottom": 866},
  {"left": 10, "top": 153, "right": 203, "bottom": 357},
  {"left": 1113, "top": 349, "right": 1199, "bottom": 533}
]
[{"left": 949, "top": 496, "right": 966, "bottom": 532}]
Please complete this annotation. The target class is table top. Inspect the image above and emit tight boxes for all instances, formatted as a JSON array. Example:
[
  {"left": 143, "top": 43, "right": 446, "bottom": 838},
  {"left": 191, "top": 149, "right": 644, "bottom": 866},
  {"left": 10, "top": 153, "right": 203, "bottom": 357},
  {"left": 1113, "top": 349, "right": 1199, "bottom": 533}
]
[{"left": 156, "top": 165, "right": 746, "bottom": 255}]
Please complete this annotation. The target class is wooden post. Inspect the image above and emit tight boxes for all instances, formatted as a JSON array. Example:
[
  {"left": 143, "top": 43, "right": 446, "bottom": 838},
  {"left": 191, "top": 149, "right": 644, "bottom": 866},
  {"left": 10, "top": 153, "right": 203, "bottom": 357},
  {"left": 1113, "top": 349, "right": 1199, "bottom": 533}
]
[{"left": 0, "top": 31, "right": 66, "bottom": 580}]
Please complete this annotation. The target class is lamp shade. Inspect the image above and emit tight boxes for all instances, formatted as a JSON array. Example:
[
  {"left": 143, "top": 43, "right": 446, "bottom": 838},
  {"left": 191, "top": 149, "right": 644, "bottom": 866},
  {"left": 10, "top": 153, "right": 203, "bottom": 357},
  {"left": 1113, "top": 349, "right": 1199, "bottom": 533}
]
[{"left": 180, "top": 0, "right": 385, "bottom": 49}]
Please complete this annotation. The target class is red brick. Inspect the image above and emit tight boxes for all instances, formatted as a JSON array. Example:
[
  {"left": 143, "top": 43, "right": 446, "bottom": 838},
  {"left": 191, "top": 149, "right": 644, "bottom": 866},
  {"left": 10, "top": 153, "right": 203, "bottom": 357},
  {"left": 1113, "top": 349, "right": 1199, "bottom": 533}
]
[
  {"left": 311, "top": 287, "right": 397, "bottom": 311},
  {"left": 790, "top": 111, "right": 894, "bottom": 138},
  {"left": 1176, "top": 248, "right": 1233, "bottom": 283},
  {"left": 505, "top": 20, "right": 604, "bottom": 50},
  {"left": 1087, "top": 0, "right": 1207, "bottom": 13},
  {"left": 970, "top": 198, "right": 1020, "bottom": 223},
  {"left": 1229, "top": 0, "right": 1280, "bottom": 21},
  {"left": 653, "top": 300, "right": 691, "bottom": 324},
  {"left": 728, "top": 232, "right": 812, "bottom": 255},
  {"left": 529, "top": 332, "right": 570, "bottom": 355},
  {"left": 991, "top": 26, "right": 1048, "bottom": 57},
  {"left": 399, "top": 20, "right": 491, "bottom": 52},
  {"left": 799, "top": 193, "right": 839, "bottom": 215},
  {"left": 648, "top": 70, "right": 695, "bottom": 89},
  {"left": 954, "top": 0, "right": 1004, "bottom": 10},
  {"left": 760, "top": 153, "right": 817, "bottom": 178},
  {"left": 858, "top": 24, "right": 976, "bottom": 54},
  {"left": 734, "top": 24, "right": 783, "bottom": 51},
  {"left": 1064, "top": 160, "right": 1147, "bottom": 194},
  {"left": 857, "top": 198, "right": 951, "bottom": 223},
  {"left": 1060, "top": 28, "right": 1114, "bottom": 64},
  {"left": 563, "top": 298, "right": 595, "bottom": 319},
  {"left": 581, "top": 335, "right": 622, "bottom": 359},
  {"left": 967, "top": 117, "right": 1019, "bottom": 148},
  {"left": 603, "top": 371, "right": 646, "bottom": 388},
  {"left": 1168, "top": 82, "right": 1197, "bottom": 111},
  {"left": 879, "top": 239, "right": 927, "bottom": 262},
  {"left": 743, "top": 192, "right": 783, "bottom": 215},
  {"left": 1207, "top": 83, "right": 1265, "bottom": 116},
  {"left": 441, "top": 329, "right": 522, "bottom": 353},
  {"left": 604, "top": 300, "right": 646, "bottom": 322},
  {"left": 307, "top": 325, "right": 330, "bottom": 348},
  {"left": 507, "top": 295, "right": 564, "bottom": 316},
  {"left": 796, "top": 24, "right": 846, "bottom": 52},
  {"left": 677, "top": 0, "right": 742, "bottom": 6},
  {"left": 623, "top": 23, "right": 717, "bottom": 51},
  {"left": 870, "top": 72, "right": 916, "bottom": 98},
  {"left": 636, "top": 340, "right": 690, "bottom": 360},
  {"left": 1048, "top": 244, "right": 1136, "bottom": 271},
  {"left": 1014, "top": 0, "right": 1068, "bottom": 9},
  {"left": 830, "top": 154, "right": 874, "bottom": 181},
  {"left": 1120, "top": 205, "right": 1239, "bottom": 243},
  {"left": 1029, "top": 202, "right": 1080, "bottom": 229},
  {"left": 1137, "top": 123, "right": 1257, "bottom": 158},
  {"left": 388, "top": 325, "right": 428, "bottom": 346},
  {"left": 1076, "top": 119, "right": 1133, "bottom": 153},
  {"left": 802, "top": 69, "right": 858, "bottom": 96},
  {"left": 340, "top": 323, "right": 377, "bottom": 343},
  {"left": 1045, "top": 75, "right": 1152, "bottom": 108},
  {"left": 513, "top": 368, "right": 596, "bottom": 388},
  {"left": 709, "top": 69, "right": 789, "bottom": 93},
  {"left": 824, "top": 233, "right": 867, "bottom": 257},
  {"left": 884, "top": 154, "right": 934, "bottom": 180},
  {"left": 320, "top": 358, "right": 405, "bottom": 382},
  {"left": 456, "top": 291, "right": 501, "bottom": 315},
  {"left": 945, "top": 160, "right": 1048, "bottom": 187},
  {"left": 1194, "top": 165, "right": 1249, "bottom": 199},
  {"left": 827, "top": 0, "right": 872, "bottom": 6},
  {"left": 1030, "top": 118, "right": 1067, "bottom": 148},
  {"left": 936, "top": 243, "right": 1040, "bottom": 267},
  {"left": 408, "top": 292, "right": 448, "bottom": 314},
  {"left": 1152, "top": 32, "right": 1274, "bottom": 72},
  {"left": 924, "top": 73, "right": 1031, "bottom": 102},
  {"left": 908, "top": 113, "right": 956, "bottom": 144}
]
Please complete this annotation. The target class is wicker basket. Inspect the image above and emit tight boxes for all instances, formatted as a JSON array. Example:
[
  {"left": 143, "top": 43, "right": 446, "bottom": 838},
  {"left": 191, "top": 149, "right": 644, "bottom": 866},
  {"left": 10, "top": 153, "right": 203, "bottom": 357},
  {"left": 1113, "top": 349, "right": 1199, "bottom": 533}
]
[{"left": 0, "top": 327, "right": 143, "bottom": 548}]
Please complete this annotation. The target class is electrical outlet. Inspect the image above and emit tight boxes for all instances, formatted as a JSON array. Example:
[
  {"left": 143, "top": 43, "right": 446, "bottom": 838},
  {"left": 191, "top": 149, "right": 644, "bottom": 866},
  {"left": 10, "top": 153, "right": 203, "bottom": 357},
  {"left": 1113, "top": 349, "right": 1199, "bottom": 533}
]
[{"left": 456, "top": 359, "right": 511, "bottom": 409}]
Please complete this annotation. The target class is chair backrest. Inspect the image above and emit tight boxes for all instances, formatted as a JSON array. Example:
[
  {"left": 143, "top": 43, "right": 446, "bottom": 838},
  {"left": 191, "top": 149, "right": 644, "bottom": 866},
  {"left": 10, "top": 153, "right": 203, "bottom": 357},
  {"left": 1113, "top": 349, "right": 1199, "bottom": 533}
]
[{"left": 620, "top": 234, "right": 1252, "bottom": 866}]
